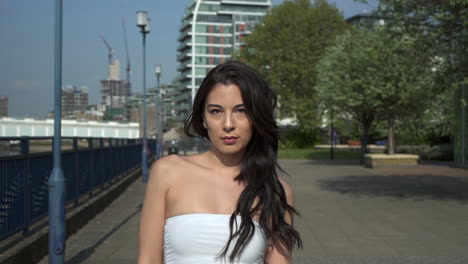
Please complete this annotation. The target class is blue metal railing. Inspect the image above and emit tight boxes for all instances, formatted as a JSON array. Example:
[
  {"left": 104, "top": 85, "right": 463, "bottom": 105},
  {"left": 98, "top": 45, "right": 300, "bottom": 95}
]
[{"left": 0, "top": 136, "right": 156, "bottom": 241}]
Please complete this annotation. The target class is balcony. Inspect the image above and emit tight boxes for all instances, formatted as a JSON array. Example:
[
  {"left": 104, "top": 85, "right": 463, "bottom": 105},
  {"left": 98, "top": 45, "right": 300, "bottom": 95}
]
[
  {"left": 177, "top": 62, "right": 191, "bottom": 72},
  {"left": 177, "top": 30, "right": 192, "bottom": 42},
  {"left": 179, "top": 20, "right": 192, "bottom": 32},
  {"left": 177, "top": 41, "right": 192, "bottom": 52},
  {"left": 177, "top": 52, "right": 192, "bottom": 62}
]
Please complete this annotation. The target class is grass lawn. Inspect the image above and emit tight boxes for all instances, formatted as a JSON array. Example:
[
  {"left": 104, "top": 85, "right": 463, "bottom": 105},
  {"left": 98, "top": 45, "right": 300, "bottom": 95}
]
[{"left": 278, "top": 148, "right": 360, "bottom": 160}]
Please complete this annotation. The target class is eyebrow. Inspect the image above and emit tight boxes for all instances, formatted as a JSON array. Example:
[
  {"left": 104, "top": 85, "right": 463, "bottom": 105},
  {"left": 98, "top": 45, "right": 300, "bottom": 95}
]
[{"left": 206, "top": 104, "right": 245, "bottom": 108}]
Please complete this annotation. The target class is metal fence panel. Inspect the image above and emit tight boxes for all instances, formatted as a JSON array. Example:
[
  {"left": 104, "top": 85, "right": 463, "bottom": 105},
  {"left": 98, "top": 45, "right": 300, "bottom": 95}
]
[{"left": 0, "top": 137, "right": 153, "bottom": 241}]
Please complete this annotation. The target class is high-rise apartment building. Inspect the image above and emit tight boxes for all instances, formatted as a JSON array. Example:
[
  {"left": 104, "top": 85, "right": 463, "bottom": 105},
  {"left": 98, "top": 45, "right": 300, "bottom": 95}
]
[
  {"left": 176, "top": 0, "right": 271, "bottom": 120},
  {"left": 101, "top": 59, "right": 131, "bottom": 108},
  {"left": 0, "top": 96, "right": 7, "bottom": 117},
  {"left": 62, "top": 85, "right": 88, "bottom": 113}
]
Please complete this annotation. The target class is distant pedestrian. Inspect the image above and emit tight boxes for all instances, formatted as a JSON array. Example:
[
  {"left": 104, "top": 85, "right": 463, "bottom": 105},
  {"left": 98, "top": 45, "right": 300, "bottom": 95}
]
[
  {"left": 138, "top": 61, "right": 302, "bottom": 263},
  {"left": 332, "top": 130, "right": 339, "bottom": 145}
]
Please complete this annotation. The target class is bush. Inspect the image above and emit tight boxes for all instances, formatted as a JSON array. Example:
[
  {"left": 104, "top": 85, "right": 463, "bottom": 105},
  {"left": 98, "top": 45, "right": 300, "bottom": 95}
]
[
  {"left": 279, "top": 127, "right": 318, "bottom": 149},
  {"left": 426, "top": 144, "right": 454, "bottom": 161},
  {"left": 396, "top": 144, "right": 453, "bottom": 161}
]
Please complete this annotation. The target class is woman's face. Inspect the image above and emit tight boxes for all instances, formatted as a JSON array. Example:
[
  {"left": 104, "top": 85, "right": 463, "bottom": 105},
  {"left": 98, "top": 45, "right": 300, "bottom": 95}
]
[{"left": 203, "top": 83, "right": 253, "bottom": 155}]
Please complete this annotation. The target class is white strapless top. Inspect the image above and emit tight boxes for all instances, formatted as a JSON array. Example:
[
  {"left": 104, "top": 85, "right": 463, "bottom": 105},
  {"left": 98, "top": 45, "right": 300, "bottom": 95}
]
[{"left": 164, "top": 214, "right": 267, "bottom": 264}]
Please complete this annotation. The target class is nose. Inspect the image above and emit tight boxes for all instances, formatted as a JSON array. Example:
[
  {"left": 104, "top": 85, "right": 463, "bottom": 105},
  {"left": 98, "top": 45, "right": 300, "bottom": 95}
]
[{"left": 223, "top": 113, "right": 235, "bottom": 132}]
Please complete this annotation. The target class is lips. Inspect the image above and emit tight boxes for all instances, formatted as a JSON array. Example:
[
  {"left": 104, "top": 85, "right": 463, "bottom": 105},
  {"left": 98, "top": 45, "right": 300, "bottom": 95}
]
[{"left": 221, "top": 136, "right": 239, "bottom": 145}]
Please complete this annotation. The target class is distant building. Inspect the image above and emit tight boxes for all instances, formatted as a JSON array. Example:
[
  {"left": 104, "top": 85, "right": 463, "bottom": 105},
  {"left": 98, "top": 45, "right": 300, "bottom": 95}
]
[
  {"left": 176, "top": 0, "right": 272, "bottom": 120},
  {"left": 100, "top": 59, "right": 131, "bottom": 109},
  {"left": 77, "top": 104, "right": 106, "bottom": 121},
  {"left": 345, "top": 13, "right": 387, "bottom": 28},
  {"left": 62, "top": 85, "right": 88, "bottom": 114},
  {"left": 130, "top": 105, "right": 158, "bottom": 139},
  {"left": 49, "top": 104, "right": 106, "bottom": 121},
  {"left": 160, "top": 82, "right": 180, "bottom": 122},
  {"left": 0, "top": 117, "right": 139, "bottom": 138},
  {"left": 0, "top": 96, "right": 7, "bottom": 117},
  {"left": 126, "top": 93, "right": 161, "bottom": 138}
]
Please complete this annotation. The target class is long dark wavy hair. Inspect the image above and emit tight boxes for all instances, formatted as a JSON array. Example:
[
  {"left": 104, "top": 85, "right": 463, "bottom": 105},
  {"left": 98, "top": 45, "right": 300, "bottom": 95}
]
[{"left": 184, "top": 61, "right": 302, "bottom": 261}]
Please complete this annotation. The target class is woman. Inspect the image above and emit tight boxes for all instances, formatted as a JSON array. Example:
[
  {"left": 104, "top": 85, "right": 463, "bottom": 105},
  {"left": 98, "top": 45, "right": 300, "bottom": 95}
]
[{"left": 138, "top": 61, "right": 302, "bottom": 264}]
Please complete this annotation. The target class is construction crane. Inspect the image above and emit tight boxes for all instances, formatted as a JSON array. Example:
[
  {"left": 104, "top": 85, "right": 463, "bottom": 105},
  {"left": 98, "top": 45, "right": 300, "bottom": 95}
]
[
  {"left": 122, "top": 19, "right": 132, "bottom": 92},
  {"left": 100, "top": 34, "right": 115, "bottom": 107},
  {"left": 100, "top": 34, "right": 113, "bottom": 66}
]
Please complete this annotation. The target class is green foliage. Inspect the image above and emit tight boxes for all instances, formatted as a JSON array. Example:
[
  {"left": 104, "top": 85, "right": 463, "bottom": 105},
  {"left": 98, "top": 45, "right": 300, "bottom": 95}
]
[
  {"left": 395, "top": 89, "right": 456, "bottom": 146},
  {"left": 278, "top": 148, "right": 360, "bottom": 160},
  {"left": 378, "top": 0, "right": 467, "bottom": 50},
  {"left": 332, "top": 115, "right": 362, "bottom": 141},
  {"left": 325, "top": 113, "right": 387, "bottom": 143},
  {"left": 279, "top": 127, "right": 319, "bottom": 149},
  {"left": 377, "top": 0, "right": 467, "bottom": 94},
  {"left": 241, "top": 0, "right": 350, "bottom": 131},
  {"left": 315, "top": 27, "right": 437, "bottom": 153},
  {"left": 453, "top": 84, "right": 468, "bottom": 164},
  {"left": 352, "top": 1, "right": 467, "bottom": 161}
]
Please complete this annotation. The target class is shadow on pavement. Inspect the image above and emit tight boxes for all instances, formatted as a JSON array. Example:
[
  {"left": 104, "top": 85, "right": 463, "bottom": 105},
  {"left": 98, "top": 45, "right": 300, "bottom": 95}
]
[
  {"left": 318, "top": 174, "right": 468, "bottom": 202},
  {"left": 303, "top": 159, "right": 361, "bottom": 166},
  {"left": 418, "top": 160, "right": 456, "bottom": 167},
  {"left": 66, "top": 204, "right": 142, "bottom": 264}
]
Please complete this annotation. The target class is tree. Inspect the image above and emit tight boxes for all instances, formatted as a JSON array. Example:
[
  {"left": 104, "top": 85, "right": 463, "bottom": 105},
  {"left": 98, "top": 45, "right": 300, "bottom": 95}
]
[
  {"left": 374, "top": 0, "right": 467, "bottom": 57},
  {"left": 357, "top": 0, "right": 468, "bottom": 164},
  {"left": 396, "top": 84, "right": 456, "bottom": 145},
  {"left": 371, "top": 0, "right": 467, "bottom": 104},
  {"left": 241, "top": 0, "right": 350, "bottom": 134},
  {"left": 315, "top": 27, "right": 436, "bottom": 158}
]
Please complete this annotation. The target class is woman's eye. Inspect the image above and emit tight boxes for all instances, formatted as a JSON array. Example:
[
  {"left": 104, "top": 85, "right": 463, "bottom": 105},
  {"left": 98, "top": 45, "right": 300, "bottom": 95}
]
[
  {"left": 237, "top": 108, "right": 246, "bottom": 114},
  {"left": 209, "top": 109, "right": 221, "bottom": 114}
]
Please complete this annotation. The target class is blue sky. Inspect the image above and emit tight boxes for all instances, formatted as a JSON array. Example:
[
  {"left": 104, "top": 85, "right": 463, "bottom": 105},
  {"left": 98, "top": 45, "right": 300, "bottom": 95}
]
[{"left": 0, "top": 0, "right": 378, "bottom": 118}]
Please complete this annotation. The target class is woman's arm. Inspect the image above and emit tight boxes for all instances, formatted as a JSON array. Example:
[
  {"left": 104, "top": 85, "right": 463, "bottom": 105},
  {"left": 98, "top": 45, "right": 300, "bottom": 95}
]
[
  {"left": 138, "top": 158, "right": 171, "bottom": 264},
  {"left": 265, "top": 178, "right": 295, "bottom": 264}
]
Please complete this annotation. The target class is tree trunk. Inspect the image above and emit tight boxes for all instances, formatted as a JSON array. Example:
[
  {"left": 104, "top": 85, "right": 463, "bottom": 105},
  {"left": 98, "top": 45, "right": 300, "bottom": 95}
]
[
  {"left": 387, "top": 118, "right": 395, "bottom": 155},
  {"left": 360, "top": 123, "right": 370, "bottom": 165}
]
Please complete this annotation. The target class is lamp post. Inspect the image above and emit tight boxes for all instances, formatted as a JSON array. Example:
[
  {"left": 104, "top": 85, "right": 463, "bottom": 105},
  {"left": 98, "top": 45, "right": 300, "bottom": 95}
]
[
  {"left": 330, "top": 108, "right": 334, "bottom": 160},
  {"left": 155, "top": 64, "right": 161, "bottom": 159},
  {"left": 137, "top": 11, "right": 150, "bottom": 183},
  {"left": 49, "top": 0, "right": 66, "bottom": 262}
]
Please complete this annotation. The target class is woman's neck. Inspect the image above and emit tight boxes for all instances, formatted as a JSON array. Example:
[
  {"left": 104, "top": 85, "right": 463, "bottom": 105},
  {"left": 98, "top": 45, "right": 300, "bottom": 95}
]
[{"left": 204, "top": 148, "right": 243, "bottom": 175}]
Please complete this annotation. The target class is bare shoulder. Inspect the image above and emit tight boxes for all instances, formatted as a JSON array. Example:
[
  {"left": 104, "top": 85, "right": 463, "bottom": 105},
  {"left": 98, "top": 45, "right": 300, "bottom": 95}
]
[
  {"left": 150, "top": 154, "right": 183, "bottom": 172},
  {"left": 148, "top": 154, "right": 186, "bottom": 187},
  {"left": 148, "top": 154, "right": 204, "bottom": 183}
]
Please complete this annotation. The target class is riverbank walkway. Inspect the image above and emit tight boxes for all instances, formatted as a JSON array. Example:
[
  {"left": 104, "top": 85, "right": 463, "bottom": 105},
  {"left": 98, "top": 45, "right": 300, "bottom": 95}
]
[{"left": 38, "top": 159, "right": 468, "bottom": 264}]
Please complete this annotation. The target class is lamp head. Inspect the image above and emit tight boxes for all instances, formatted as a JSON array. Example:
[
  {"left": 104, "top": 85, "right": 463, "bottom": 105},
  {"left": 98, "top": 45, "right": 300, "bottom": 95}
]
[
  {"left": 155, "top": 64, "right": 161, "bottom": 75},
  {"left": 144, "top": 18, "right": 151, "bottom": 33},
  {"left": 136, "top": 11, "right": 148, "bottom": 27}
]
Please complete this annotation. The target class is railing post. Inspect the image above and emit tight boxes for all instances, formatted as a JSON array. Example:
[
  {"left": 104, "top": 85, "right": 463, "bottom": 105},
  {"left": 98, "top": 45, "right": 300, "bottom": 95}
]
[
  {"left": 100, "top": 138, "right": 104, "bottom": 190},
  {"left": 108, "top": 138, "right": 113, "bottom": 184},
  {"left": 117, "top": 139, "right": 122, "bottom": 178},
  {"left": 73, "top": 138, "right": 79, "bottom": 206},
  {"left": 124, "top": 139, "right": 129, "bottom": 173},
  {"left": 21, "top": 136, "right": 31, "bottom": 235},
  {"left": 88, "top": 138, "right": 94, "bottom": 198}
]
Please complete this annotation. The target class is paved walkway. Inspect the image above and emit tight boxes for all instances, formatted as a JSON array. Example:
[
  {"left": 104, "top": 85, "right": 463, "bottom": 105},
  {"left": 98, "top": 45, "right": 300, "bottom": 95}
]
[{"left": 38, "top": 159, "right": 468, "bottom": 264}]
